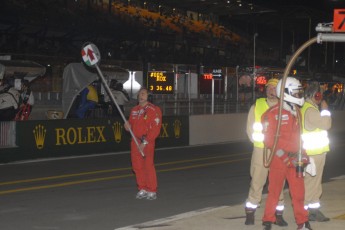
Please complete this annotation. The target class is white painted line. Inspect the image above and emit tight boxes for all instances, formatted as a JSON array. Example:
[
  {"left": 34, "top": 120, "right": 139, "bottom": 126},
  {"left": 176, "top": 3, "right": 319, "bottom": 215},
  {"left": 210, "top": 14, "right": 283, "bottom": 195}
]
[
  {"left": 331, "top": 175, "right": 345, "bottom": 180},
  {"left": 0, "top": 150, "right": 129, "bottom": 166},
  {"left": 114, "top": 206, "right": 229, "bottom": 230},
  {"left": 0, "top": 142, "right": 247, "bottom": 166}
]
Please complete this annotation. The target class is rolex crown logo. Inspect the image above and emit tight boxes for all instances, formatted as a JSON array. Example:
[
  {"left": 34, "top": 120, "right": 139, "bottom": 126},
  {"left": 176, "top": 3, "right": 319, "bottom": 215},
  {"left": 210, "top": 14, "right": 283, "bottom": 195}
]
[
  {"left": 173, "top": 119, "right": 181, "bottom": 138},
  {"left": 33, "top": 124, "right": 46, "bottom": 149},
  {"left": 112, "top": 122, "right": 123, "bottom": 143}
]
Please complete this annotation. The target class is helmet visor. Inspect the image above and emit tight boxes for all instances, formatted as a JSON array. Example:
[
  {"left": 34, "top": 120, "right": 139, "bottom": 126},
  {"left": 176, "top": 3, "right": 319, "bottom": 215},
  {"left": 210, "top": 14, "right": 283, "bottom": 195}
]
[{"left": 289, "top": 88, "right": 304, "bottom": 98}]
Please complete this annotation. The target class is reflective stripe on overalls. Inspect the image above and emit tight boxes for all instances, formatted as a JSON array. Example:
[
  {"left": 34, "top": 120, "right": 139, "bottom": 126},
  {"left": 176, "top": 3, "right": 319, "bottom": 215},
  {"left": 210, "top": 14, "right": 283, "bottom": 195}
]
[
  {"left": 252, "top": 98, "right": 269, "bottom": 148},
  {"left": 301, "top": 102, "right": 330, "bottom": 155}
]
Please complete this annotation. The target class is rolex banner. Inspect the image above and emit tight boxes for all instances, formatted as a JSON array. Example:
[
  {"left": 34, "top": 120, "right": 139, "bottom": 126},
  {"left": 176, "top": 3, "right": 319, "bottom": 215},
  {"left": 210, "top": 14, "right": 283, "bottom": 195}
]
[{"left": 2, "top": 116, "right": 188, "bottom": 162}]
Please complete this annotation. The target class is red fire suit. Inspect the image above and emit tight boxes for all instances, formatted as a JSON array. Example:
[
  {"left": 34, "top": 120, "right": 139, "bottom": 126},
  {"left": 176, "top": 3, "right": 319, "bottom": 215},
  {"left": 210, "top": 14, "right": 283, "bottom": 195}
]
[
  {"left": 128, "top": 102, "right": 162, "bottom": 192},
  {"left": 262, "top": 103, "right": 308, "bottom": 225}
]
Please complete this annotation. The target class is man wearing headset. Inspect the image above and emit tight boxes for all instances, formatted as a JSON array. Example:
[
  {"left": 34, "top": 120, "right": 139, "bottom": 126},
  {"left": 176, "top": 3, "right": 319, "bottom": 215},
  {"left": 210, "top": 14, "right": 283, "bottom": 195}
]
[
  {"left": 124, "top": 87, "right": 162, "bottom": 200},
  {"left": 302, "top": 82, "right": 332, "bottom": 222},
  {"left": 244, "top": 78, "right": 287, "bottom": 226}
]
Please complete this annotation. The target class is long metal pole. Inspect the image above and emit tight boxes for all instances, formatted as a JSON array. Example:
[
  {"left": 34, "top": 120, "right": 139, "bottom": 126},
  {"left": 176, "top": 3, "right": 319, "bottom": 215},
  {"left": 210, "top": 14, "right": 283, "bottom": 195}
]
[
  {"left": 211, "top": 78, "right": 214, "bottom": 114},
  {"left": 235, "top": 65, "right": 239, "bottom": 113},
  {"left": 188, "top": 68, "right": 191, "bottom": 115},
  {"left": 253, "top": 33, "right": 258, "bottom": 102},
  {"left": 307, "top": 18, "right": 311, "bottom": 73},
  {"left": 95, "top": 64, "right": 145, "bottom": 158}
]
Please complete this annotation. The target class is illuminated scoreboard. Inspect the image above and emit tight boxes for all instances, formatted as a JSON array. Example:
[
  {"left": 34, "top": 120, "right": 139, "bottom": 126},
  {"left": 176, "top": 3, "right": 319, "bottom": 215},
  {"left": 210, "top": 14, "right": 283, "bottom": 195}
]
[{"left": 147, "top": 71, "right": 174, "bottom": 94}]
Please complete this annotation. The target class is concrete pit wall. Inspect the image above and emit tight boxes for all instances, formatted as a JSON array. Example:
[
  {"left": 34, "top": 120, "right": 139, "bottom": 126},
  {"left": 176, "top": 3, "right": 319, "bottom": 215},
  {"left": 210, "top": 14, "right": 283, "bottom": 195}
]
[{"left": 189, "top": 111, "right": 345, "bottom": 146}]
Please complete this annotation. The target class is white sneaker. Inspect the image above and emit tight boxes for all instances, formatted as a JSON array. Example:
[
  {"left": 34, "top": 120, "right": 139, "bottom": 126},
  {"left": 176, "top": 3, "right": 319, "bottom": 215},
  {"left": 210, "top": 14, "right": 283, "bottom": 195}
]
[
  {"left": 136, "top": 189, "right": 148, "bottom": 199},
  {"left": 146, "top": 192, "right": 157, "bottom": 200}
]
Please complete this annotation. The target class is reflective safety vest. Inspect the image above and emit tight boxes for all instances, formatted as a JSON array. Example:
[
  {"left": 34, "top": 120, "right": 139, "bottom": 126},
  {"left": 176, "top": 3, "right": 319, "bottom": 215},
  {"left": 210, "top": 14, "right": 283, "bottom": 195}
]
[
  {"left": 301, "top": 102, "right": 330, "bottom": 155},
  {"left": 252, "top": 98, "right": 269, "bottom": 148}
]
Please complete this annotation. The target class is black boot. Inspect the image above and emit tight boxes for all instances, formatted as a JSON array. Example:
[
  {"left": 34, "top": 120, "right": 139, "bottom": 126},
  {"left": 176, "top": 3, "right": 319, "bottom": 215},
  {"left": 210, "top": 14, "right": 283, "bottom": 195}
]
[
  {"left": 274, "top": 210, "right": 288, "bottom": 226},
  {"left": 263, "top": 221, "right": 272, "bottom": 230},
  {"left": 297, "top": 221, "right": 313, "bottom": 230},
  {"left": 308, "top": 208, "right": 330, "bottom": 222},
  {"left": 245, "top": 207, "right": 255, "bottom": 225}
]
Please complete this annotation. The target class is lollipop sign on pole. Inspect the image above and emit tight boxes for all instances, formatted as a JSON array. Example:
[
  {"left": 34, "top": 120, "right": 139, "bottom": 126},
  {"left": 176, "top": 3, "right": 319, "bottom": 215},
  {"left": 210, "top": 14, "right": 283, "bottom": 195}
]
[
  {"left": 80, "top": 43, "right": 145, "bottom": 158},
  {"left": 81, "top": 43, "right": 101, "bottom": 66}
]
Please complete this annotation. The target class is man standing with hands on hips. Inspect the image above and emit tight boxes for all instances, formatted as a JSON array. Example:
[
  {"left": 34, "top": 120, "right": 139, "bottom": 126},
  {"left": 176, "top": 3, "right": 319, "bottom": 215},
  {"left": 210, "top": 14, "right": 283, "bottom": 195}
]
[{"left": 124, "top": 87, "right": 162, "bottom": 200}]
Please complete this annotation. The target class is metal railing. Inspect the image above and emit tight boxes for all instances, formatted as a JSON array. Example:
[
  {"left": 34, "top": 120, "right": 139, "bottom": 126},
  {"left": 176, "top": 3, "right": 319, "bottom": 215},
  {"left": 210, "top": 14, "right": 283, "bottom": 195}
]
[
  {"left": 29, "top": 91, "right": 345, "bottom": 118},
  {"left": 0, "top": 121, "right": 16, "bottom": 148},
  {"left": 154, "top": 98, "right": 251, "bottom": 116}
]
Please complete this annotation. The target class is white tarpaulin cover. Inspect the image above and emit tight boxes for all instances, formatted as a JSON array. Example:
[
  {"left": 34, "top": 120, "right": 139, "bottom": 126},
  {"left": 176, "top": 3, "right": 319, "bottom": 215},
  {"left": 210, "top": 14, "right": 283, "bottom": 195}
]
[
  {"left": 0, "top": 60, "right": 46, "bottom": 81},
  {"left": 62, "top": 63, "right": 98, "bottom": 118}
]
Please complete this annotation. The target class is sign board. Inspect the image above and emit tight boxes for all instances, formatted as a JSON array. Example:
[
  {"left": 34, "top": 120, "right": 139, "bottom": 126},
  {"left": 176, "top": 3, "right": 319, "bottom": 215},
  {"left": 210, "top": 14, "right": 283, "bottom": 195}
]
[
  {"left": 333, "top": 9, "right": 345, "bottom": 32},
  {"left": 202, "top": 73, "right": 213, "bottom": 80},
  {"left": 202, "top": 68, "right": 223, "bottom": 80},
  {"left": 1, "top": 116, "right": 189, "bottom": 162},
  {"left": 147, "top": 71, "right": 174, "bottom": 94},
  {"left": 81, "top": 43, "right": 101, "bottom": 66}
]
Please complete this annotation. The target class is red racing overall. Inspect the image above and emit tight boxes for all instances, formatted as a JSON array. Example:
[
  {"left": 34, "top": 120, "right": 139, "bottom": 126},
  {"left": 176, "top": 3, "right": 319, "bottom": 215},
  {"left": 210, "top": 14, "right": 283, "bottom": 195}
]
[
  {"left": 128, "top": 102, "right": 162, "bottom": 192},
  {"left": 262, "top": 103, "right": 308, "bottom": 225}
]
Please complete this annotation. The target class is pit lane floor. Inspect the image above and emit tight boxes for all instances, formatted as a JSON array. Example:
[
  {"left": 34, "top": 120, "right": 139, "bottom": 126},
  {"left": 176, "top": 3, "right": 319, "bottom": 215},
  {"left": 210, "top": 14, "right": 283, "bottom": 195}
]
[{"left": 0, "top": 137, "right": 344, "bottom": 230}]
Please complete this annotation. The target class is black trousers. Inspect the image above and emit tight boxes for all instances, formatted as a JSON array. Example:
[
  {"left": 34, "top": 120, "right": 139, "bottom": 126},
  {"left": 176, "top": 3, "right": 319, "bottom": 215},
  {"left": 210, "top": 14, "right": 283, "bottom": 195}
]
[{"left": 0, "top": 107, "right": 16, "bottom": 121}]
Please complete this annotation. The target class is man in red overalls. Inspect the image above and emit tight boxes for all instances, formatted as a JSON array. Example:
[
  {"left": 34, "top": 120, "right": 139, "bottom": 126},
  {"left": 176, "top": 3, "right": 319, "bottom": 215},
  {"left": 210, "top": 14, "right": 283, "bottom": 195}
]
[
  {"left": 125, "top": 87, "right": 162, "bottom": 200},
  {"left": 262, "top": 77, "right": 312, "bottom": 230}
]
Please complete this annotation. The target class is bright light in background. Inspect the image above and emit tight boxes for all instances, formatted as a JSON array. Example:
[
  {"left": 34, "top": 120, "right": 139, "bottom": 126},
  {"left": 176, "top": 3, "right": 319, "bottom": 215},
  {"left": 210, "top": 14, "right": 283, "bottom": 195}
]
[{"left": 123, "top": 71, "right": 141, "bottom": 99}]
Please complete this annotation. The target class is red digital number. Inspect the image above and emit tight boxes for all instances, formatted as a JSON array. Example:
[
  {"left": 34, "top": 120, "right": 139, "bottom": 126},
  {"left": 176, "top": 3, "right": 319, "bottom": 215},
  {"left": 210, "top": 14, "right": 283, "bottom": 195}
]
[
  {"left": 256, "top": 76, "right": 267, "bottom": 85},
  {"left": 203, "top": 74, "right": 213, "bottom": 80}
]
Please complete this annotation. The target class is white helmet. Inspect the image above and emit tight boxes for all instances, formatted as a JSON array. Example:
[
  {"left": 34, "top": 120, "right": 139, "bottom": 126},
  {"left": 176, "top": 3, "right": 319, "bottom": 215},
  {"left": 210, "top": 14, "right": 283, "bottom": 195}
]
[{"left": 276, "top": 77, "right": 305, "bottom": 106}]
